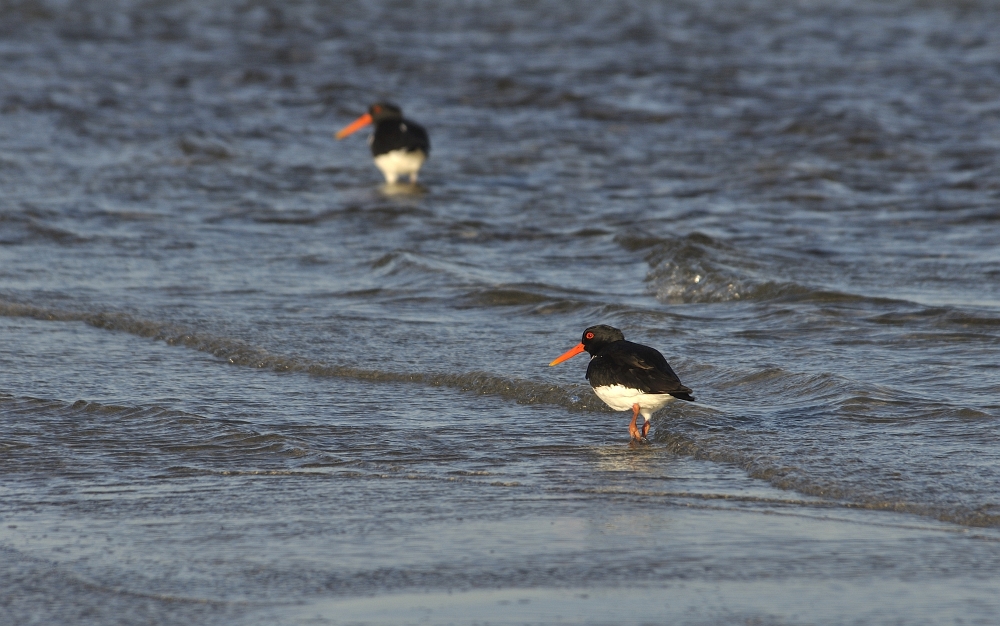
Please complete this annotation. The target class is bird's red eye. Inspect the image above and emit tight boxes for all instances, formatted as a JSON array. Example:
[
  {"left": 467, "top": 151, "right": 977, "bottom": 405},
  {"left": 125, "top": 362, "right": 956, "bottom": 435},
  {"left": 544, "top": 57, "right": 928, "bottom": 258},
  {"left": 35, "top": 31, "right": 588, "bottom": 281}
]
[
  {"left": 373, "top": 106, "right": 381, "bottom": 113},
  {"left": 585, "top": 332, "right": 594, "bottom": 339}
]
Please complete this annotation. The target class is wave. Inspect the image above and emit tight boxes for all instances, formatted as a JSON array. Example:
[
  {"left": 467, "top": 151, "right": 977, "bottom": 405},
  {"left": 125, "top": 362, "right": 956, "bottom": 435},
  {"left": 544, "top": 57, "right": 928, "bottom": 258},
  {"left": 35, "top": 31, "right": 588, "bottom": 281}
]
[
  {"left": 6, "top": 389, "right": 996, "bottom": 529},
  {"left": 0, "top": 393, "right": 314, "bottom": 470},
  {"left": 0, "top": 300, "right": 607, "bottom": 414},
  {"left": 616, "top": 231, "right": 806, "bottom": 304},
  {"left": 655, "top": 427, "right": 1000, "bottom": 528},
  {"left": 4, "top": 299, "right": 1000, "bottom": 528},
  {"left": 616, "top": 232, "right": 997, "bottom": 314},
  {"left": 0, "top": 212, "right": 87, "bottom": 246}
]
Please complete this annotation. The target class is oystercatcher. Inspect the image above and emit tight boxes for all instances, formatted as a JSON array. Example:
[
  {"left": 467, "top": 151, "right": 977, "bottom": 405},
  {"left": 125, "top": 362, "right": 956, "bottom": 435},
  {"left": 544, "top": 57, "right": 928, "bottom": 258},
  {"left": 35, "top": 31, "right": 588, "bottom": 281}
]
[
  {"left": 550, "top": 325, "right": 694, "bottom": 442},
  {"left": 335, "top": 102, "right": 430, "bottom": 184}
]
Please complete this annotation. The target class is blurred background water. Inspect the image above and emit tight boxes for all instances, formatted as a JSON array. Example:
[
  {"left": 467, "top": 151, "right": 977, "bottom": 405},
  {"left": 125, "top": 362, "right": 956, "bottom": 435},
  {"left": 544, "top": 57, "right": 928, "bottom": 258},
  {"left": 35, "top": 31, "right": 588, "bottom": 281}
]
[{"left": 2, "top": 1, "right": 1000, "bottom": 624}]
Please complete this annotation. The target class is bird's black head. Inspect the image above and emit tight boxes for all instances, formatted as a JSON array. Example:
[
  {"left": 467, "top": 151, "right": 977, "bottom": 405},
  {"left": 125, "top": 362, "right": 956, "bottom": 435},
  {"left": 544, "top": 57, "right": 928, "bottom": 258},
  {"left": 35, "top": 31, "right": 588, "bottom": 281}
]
[
  {"left": 580, "top": 324, "right": 625, "bottom": 355},
  {"left": 368, "top": 102, "right": 403, "bottom": 122},
  {"left": 550, "top": 324, "right": 626, "bottom": 367}
]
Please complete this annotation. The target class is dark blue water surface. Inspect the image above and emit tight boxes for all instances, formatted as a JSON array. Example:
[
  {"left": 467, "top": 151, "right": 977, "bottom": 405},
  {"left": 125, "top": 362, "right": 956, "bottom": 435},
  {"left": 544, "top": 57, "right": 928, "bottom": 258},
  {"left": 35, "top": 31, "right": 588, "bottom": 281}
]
[{"left": 2, "top": 1, "right": 1000, "bottom": 624}]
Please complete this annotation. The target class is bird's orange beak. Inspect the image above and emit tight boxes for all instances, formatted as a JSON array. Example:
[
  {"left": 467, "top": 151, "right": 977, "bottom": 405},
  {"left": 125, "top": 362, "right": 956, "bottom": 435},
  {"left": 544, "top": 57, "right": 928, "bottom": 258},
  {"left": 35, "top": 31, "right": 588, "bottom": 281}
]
[
  {"left": 549, "top": 342, "right": 585, "bottom": 366},
  {"left": 335, "top": 113, "right": 373, "bottom": 139}
]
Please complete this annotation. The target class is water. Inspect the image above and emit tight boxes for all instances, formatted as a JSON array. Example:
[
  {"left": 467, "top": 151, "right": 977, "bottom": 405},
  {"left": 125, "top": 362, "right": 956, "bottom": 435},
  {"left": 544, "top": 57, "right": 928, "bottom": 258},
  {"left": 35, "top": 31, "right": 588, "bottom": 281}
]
[{"left": 2, "top": 0, "right": 1000, "bottom": 623}]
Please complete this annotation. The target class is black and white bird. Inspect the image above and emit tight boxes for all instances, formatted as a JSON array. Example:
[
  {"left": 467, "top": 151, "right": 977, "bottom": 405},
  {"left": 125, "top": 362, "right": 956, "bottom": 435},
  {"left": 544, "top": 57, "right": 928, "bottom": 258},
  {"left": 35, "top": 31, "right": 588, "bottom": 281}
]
[
  {"left": 335, "top": 102, "right": 430, "bottom": 184},
  {"left": 550, "top": 325, "right": 694, "bottom": 442}
]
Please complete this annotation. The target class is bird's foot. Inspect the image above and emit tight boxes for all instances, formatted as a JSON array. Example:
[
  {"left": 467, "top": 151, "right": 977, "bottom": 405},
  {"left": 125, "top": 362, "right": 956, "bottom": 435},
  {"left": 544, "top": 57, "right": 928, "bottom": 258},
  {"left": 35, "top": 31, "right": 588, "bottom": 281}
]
[
  {"left": 628, "top": 404, "right": 642, "bottom": 441},
  {"left": 628, "top": 404, "right": 650, "bottom": 445}
]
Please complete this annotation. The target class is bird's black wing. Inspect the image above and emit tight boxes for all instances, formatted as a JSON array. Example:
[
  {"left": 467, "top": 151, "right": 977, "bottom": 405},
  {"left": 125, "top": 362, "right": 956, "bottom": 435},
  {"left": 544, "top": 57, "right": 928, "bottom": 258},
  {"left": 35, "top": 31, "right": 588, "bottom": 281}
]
[
  {"left": 371, "top": 119, "right": 430, "bottom": 156},
  {"left": 586, "top": 340, "right": 694, "bottom": 401}
]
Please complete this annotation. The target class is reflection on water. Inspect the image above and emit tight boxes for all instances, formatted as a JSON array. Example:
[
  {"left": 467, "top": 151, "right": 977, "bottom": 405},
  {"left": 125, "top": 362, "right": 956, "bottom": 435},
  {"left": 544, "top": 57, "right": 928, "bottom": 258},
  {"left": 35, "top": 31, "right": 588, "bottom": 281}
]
[{"left": 380, "top": 182, "right": 429, "bottom": 197}]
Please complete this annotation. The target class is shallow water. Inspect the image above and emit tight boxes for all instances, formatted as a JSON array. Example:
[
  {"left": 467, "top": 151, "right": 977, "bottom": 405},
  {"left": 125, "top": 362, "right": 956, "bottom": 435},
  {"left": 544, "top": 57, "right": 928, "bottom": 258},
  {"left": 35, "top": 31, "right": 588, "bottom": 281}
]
[{"left": 3, "top": 0, "right": 1000, "bottom": 624}]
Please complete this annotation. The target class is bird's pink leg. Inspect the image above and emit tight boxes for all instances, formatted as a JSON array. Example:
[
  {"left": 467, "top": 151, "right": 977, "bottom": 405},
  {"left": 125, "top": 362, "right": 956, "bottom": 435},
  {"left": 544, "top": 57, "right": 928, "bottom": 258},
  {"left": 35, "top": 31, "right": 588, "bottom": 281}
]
[
  {"left": 629, "top": 404, "right": 642, "bottom": 441},
  {"left": 641, "top": 418, "right": 651, "bottom": 439}
]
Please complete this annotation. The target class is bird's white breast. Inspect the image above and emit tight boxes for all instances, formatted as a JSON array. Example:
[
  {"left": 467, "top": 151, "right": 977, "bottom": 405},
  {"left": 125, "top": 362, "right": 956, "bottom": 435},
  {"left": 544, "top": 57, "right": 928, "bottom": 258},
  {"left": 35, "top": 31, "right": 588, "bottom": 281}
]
[
  {"left": 373, "top": 149, "right": 426, "bottom": 184},
  {"left": 592, "top": 384, "right": 676, "bottom": 420}
]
